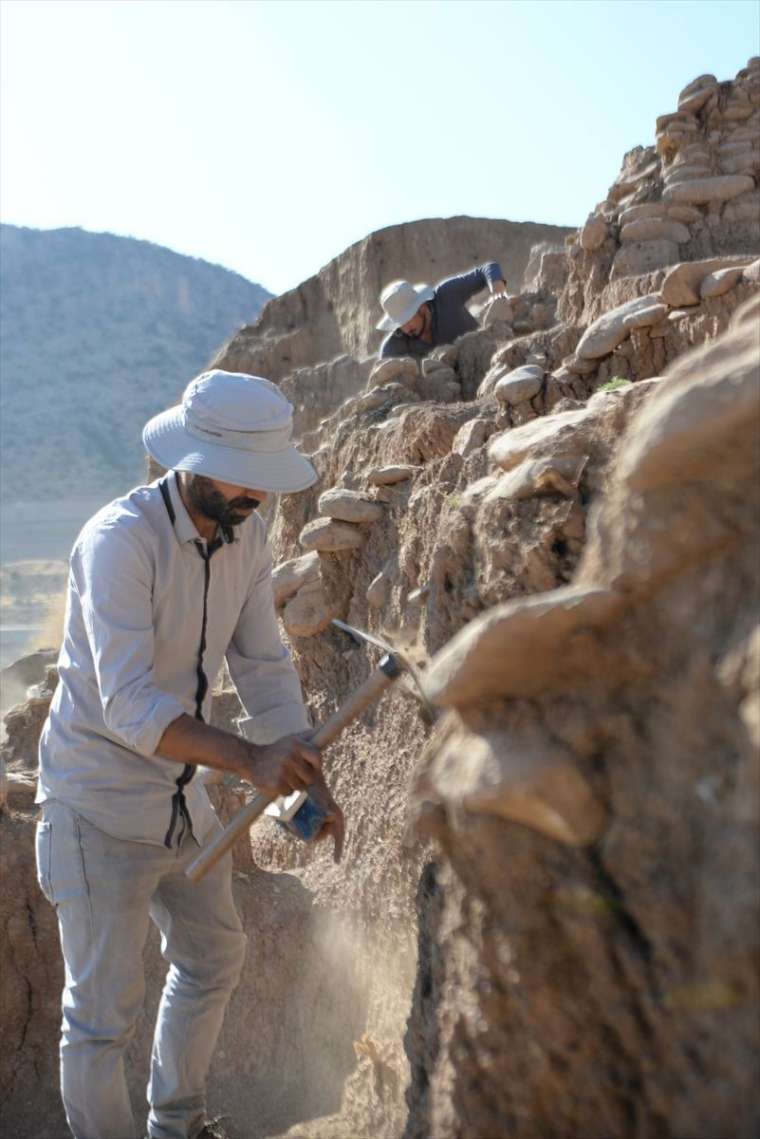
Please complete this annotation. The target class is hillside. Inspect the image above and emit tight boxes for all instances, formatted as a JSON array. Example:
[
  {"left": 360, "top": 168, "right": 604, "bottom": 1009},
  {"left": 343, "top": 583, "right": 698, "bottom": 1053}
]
[{"left": 0, "top": 225, "right": 271, "bottom": 501}]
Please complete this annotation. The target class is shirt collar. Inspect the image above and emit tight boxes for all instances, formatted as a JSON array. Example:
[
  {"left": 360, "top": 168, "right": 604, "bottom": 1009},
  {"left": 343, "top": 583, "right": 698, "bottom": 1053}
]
[{"left": 165, "top": 472, "right": 204, "bottom": 546}]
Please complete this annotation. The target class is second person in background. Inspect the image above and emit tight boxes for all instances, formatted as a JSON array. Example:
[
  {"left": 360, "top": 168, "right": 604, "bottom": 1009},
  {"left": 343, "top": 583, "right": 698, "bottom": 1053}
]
[{"left": 376, "top": 260, "right": 508, "bottom": 359}]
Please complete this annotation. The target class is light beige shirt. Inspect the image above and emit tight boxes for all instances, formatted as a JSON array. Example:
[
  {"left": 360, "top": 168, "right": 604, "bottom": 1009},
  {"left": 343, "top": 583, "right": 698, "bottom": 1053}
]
[{"left": 37, "top": 474, "right": 310, "bottom": 846}]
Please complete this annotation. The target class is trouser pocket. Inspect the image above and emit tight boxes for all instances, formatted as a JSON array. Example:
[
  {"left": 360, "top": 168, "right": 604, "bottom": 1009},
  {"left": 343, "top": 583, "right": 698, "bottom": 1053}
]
[
  {"left": 35, "top": 803, "right": 92, "bottom": 913},
  {"left": 35, "top": 820, "right": 54, "bottom": 903}
]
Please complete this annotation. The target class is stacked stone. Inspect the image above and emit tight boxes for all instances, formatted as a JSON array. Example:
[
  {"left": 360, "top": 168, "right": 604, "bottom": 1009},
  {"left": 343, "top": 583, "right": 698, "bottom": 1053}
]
[
  {"left": 273, "top": 489, "right": 386, "bottom": 637},
  {"left": 472, "top": 359, "right": 545, "bottom": 429},
  {"left": 363, "top": 464, "right": 422, "bottom": 610},
  {"left": 571, "top": 60, "right": 759, "bottom": 289},
  {"left": 550, "top": 256, "right": 759, "bottom": 387},
  {"left": 302, "top": 355, "right": 468, "bottom": 457},
  {"left": 475, "top": 288, "right": 559, "bottom": 337}
]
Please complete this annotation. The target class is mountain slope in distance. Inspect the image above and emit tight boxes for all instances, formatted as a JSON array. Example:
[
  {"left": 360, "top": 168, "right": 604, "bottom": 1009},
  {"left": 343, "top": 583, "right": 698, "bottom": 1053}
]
[{"left": 0, "top": 225, "right": 272, "bottom": 501}]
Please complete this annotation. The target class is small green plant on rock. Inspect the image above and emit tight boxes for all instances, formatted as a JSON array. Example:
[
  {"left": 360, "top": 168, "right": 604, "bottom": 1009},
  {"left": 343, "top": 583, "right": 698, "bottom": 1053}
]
[{"left": 597, "top": 376, "right": 632, "bottom": 392}]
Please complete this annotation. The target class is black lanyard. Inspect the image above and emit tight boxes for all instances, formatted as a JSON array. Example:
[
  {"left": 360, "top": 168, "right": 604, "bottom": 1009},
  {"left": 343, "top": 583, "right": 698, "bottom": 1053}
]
[{"left": 159, "top": 475, "right": 222, "bottom": 848}]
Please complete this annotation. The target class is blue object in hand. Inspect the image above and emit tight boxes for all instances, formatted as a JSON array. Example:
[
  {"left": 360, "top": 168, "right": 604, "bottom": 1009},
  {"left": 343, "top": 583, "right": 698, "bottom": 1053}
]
[{"left": 278, "top": 791, "right": 328, "bottom": 843}]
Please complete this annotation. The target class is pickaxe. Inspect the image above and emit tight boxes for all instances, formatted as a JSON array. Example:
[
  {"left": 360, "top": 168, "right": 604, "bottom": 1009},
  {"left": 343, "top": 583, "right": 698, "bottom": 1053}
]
[{"left": 185, "top": 620, "right": 430, "bottom": 883}]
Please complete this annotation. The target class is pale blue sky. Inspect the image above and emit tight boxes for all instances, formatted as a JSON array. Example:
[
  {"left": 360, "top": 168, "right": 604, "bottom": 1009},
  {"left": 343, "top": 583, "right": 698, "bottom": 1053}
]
[{"left": 1, "top": 0, "right": 758, "bottom": 294}]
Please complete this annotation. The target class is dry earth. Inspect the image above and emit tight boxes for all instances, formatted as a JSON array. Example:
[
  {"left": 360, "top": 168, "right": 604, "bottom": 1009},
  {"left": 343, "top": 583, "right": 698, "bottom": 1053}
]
[{"left": 1, "top": 61, "right": 759, "bottom": 1139}]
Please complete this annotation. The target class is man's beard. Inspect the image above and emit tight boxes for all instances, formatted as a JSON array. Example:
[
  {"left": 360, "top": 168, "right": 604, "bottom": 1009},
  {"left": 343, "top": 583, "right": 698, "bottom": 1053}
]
[{"left": 186, "top": 476, "right": 261, "bottom": 530}]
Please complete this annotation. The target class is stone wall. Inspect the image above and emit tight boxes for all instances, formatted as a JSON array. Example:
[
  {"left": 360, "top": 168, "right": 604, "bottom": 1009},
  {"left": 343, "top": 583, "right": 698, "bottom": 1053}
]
[{"left": 561, "top": 59, "right": 760, "bottom": 327}]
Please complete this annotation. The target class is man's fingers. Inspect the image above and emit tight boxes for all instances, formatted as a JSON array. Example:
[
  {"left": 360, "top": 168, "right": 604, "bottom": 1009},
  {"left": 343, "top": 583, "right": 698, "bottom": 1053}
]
[
  {"left": 264, "top": 736, "right": 323, "bottom": 794},
  {"left": 307, "top": 778, "right": 345, "bottom": 863},
  {"left": 314, "top": 799, "right": 345, "bottom": 863},
  {"left": 315, "top": 817, "right": 344, "bottom": 862}
]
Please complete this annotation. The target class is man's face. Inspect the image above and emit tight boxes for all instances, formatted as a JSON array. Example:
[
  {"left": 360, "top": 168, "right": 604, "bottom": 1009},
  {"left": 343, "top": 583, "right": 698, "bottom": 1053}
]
[
  {"left": 400, "top": 304, "right": 426, "bottom": 337},
  {"left": 186, "top": 475, "right": 268, "bottom": 529}
]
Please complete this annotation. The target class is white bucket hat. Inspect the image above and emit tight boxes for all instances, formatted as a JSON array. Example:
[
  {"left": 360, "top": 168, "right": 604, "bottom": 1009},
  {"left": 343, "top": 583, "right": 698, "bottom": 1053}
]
[
  {"left": 143, "top": 370, "right": 317, "bottom": 493},
  {"left": 376, "top": 279, "right": 435, "bottom": 332}
]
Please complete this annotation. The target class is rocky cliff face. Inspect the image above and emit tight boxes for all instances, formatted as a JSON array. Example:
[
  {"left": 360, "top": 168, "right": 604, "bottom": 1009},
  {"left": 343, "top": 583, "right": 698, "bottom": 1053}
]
[
  {"left": 405, "top": 295, "right": 760, "bottom": 1139},
  {"left": 1, "top": 63, "right": 759, "bottom": 1139}
]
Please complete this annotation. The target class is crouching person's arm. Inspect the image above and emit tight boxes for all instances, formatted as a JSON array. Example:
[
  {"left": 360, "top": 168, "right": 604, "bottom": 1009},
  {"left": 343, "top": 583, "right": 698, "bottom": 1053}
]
[{"left": 438, "top": 260, "right": 508, "bottom": 304}]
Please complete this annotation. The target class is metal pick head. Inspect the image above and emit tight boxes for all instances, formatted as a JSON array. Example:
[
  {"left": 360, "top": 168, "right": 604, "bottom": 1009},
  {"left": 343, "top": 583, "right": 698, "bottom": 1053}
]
[
  {"left": 332, "top": 619, "right": 395, "bottom": 654},
  {"left": 331, "top": 619, "right": 435, "bottom": 723}
]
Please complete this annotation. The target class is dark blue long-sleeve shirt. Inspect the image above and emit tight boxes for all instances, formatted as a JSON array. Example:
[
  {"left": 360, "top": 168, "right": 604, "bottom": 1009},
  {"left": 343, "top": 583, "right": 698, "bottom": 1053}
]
[{"left": 379, "top": 261, "right": 505, "bottom": 359}]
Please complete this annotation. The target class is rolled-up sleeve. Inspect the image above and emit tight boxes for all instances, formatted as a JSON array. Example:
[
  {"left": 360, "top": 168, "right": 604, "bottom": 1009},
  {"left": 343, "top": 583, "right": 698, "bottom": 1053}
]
[
  {"left": 226, "top": 537, "right": 311, "bottom": 744},
  {"left": 72, "top": 523, "right": 185, "bottom": 756}
]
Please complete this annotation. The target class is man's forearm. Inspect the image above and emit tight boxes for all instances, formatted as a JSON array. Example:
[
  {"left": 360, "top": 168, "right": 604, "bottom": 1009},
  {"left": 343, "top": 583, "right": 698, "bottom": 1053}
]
[
  {"left": 156, "top": 713, "right": 251, "bottom": 779},
  {"left": 155, "top": 713, "right": 324, "bottom": 799},
  {"left": 440, "top": 262, "right": 504, "bottom": 306}
]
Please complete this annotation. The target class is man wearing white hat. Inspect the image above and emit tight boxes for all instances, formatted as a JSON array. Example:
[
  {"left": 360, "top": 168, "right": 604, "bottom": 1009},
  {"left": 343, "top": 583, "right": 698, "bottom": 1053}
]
[
  {"left": 35, "top": 370, "right": 342, "bottom": 1139},
  {"left": 377, "top": 260, "right": 508, "bottom": 360}
]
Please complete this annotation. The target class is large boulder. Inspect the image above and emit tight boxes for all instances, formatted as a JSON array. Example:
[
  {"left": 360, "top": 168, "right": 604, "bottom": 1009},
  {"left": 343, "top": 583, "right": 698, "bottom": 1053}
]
[
  {"left": 282, "top": 578, "right": 341, "bottom": 638},
  {"left": 619, "top": 218, "right": 690, "bottom": 244},
  {"left": 487, "top": 383, "right": 663, "bottom": 476},
  {"left": 317, "top": 489, "right": 384, "bottom": 524},
  {"left": 423, "top": 587, "right": 623, "bottom": 707},
  {"left": 661, "top": 256, "right": 757, "bottom": 306},
  {"left": 662, "top": 173, "right": 755, "bottom": 204},
  {"left": 575, "top": 295, "right": 664, "bottom": 359},
  {"left": 271, "top": 551, "right": 320, "bottom": 607},
  {"left": 367, "top": 357, "right": 419, "bottom": 390},
  {"left": 299, "top": 517, "right": 366, "bottom": 552},
  {"left": 493, "top": 365, "right": 544, "bottom": 406}
]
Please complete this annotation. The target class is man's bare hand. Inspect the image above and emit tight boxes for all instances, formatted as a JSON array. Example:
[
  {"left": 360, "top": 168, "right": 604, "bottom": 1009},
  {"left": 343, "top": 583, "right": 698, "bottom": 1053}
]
[
  {"left": 308, "top": 780, "right": 345, "bottom": 863},
  {"left": 242, "top": 733, "right": 344, "bottom": 860},
  {"left": 242, "top": 734, "right": 322, "bottom": 797},
  {"left": 491, "top": 279, "right": 508, "bottom": 296}
]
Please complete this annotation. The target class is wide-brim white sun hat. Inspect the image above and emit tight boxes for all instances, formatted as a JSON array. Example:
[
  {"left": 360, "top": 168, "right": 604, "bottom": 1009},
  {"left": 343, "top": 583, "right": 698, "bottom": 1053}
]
[
  {"left": 376, "top": 279, "right": 435, "bottom": 332},
  {"left": 143, "top": 370, "right": 317, "bottom": 493}
]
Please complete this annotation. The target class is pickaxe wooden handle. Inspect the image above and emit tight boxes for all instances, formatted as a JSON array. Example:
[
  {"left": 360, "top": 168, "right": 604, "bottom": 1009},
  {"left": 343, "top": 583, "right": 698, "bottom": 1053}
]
[{"left": 185, "top": 653, "right": 401, "bottom": 883}]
